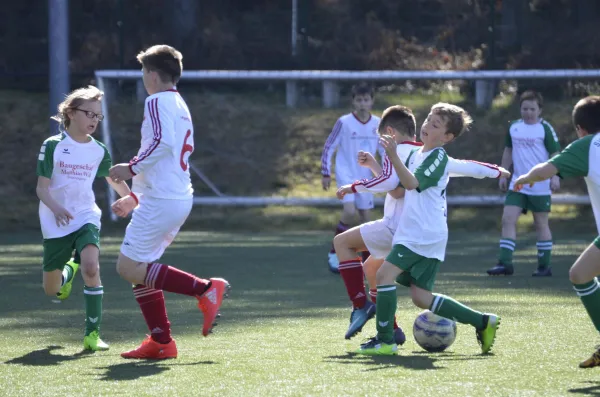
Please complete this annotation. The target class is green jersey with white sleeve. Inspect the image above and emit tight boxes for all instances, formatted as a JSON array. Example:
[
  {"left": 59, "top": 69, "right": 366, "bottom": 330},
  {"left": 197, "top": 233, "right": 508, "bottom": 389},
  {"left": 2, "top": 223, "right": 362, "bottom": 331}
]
[
  {"left": 36, "top": 132, "right": 112, "bottom": 239},
  {"left": 506, "top": 118, "right": 560, "bottom": 195},
  {"left": 392, "top": 147, "right": 450, "bottom": 261},
  {"left": 549, "top": 133, "right": 600, "bottom": 234}
]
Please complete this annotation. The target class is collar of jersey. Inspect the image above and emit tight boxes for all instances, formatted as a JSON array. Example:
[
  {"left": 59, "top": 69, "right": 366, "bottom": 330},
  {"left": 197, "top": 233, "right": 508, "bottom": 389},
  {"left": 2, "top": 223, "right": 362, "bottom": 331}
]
[{"left": 400, "top": 140, "right": 423, "bottom": 146}]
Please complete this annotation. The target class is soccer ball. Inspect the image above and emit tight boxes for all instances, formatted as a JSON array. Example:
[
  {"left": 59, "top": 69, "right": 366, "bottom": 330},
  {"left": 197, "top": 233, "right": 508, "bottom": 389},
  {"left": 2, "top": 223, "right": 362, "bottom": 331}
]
[{"left": 413, "top": 310, "right": 457, "bottom": 352}]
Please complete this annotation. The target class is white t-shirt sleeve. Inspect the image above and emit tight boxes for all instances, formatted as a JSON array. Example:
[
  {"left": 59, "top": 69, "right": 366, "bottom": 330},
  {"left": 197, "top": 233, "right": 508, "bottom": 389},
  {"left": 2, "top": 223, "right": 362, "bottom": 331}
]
[
  {"left": 130, "top": 97, "right": 176, "bottom": 175},
  {"left": 447, "top": 157, "right": 501, "bottom": 179},
  {"left": 351, "top": 155, "right": 401, "bottom": 193},
  {"left": 320, "top": 118, "right": 343, "bottom": 176}
]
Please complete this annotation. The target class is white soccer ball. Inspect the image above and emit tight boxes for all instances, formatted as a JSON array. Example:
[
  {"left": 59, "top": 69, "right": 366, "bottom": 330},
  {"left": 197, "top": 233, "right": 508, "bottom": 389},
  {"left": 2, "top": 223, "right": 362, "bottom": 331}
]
[{"left": 413, "top": 310, "right": 457, "bottom": 352}]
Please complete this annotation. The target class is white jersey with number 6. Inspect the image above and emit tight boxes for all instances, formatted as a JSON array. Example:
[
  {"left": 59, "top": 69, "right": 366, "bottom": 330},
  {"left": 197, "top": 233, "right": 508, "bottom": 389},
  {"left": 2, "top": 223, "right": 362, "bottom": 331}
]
[{"left": 129, "top": 89, "right": 194, "bottom": 200}]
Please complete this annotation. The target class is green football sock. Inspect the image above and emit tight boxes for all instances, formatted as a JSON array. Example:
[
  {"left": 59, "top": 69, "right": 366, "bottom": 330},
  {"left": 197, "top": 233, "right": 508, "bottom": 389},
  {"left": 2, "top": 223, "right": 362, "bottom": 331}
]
[
  {"left": 537, "top": 240, "right": 552, "bottom": 268},
  {"left": 498, "top": 238, "right": 516, "bottom": 267},
  {"left": 375, "top": 285, "right": 396, "bottom": 343},
  {"left": 61, "top": 264, "right": 74, "bottom": 287},
  {"left": 430, "top": 294, "right": 485, "bottom": 329},
  {"left": 573, "top": 279, "right": 600, "bottom": 332},
  {"left": 84, "top": 286, "right": 103, "bottom": 336}
]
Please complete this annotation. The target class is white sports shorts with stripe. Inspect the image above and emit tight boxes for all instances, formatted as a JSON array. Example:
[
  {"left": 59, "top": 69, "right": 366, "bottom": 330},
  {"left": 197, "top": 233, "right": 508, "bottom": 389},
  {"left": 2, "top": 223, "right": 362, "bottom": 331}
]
[
  {"left": 337, "top": 177, "right": 375, "bottom": 209},
  {"left": 121, "top": 196, "right": 193, "bottom": 263},
  {"left": 359, "top": 218, "right": 394, "bottom": 259}
]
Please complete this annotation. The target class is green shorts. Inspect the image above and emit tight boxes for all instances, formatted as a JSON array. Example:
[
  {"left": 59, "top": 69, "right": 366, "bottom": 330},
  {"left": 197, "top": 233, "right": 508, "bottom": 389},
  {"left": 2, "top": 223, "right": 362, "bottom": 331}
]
[
  {"left": 385, "top": 244, "right": 441, "bottom": 291},
  {"left": 42, "top": 224, "right": 100, "bottom": 272},
  {"left": 594, "top": 236, "right": 600, "bottom": 250},
  {"left": 505, "top": 191, "right": 551, "bottom": 213}
]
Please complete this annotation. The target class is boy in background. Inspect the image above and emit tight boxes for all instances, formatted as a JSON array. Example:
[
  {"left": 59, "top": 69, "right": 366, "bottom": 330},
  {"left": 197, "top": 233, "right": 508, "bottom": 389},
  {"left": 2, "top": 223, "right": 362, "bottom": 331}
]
[
  {"left": 321, "top": 82, "right": 384, "bottom": 273},
  {"left": 488, "top": 90, "right": 560, "bottom": 277}
]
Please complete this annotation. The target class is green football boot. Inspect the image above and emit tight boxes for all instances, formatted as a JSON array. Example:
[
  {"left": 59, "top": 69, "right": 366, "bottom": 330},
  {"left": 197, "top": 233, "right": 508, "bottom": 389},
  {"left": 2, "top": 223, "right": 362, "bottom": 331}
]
[
  {"left": 56, "top": 259, "right": 79, "bottom": 301},
  {"left": 477, "top": 314, "right": 500, "bottom": 354},
  {"left": 356, "top": 337, "right": 398, "bottom": 356},
  {"left": 83, "top": 330, "right": 109, "bottom": 351}
]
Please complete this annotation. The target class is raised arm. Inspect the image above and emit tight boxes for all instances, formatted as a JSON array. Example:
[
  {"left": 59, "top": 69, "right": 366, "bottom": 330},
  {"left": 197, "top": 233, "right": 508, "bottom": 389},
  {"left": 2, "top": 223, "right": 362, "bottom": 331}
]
[
  {"left": 351, "top": 155, "right": 401, "bottom": 194},
  {"left": 379, "top": 135, "right": 419, "bottom": 190},
  {"left": 448, "top": 157, "right": 510, "bottom": 179},
  {"left": 358, "top": 151, "right": 382, "bottom": 176}
]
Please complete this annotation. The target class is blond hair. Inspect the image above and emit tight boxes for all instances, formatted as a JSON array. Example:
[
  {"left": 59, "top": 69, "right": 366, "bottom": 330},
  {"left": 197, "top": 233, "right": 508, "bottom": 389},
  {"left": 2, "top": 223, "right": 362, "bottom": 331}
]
[
  {"left": 51, "top": 85, "right": 104, "bottom": 129},
  {"left": 430, "top": 102, "right": 473, "bottom": 138}
]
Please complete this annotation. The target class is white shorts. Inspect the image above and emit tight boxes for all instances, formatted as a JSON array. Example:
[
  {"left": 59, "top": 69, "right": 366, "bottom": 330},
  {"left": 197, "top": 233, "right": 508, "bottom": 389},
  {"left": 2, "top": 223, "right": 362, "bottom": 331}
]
[
  {"left": 121, "top": 196, "right": 193, "bottom": 263},
  {"left": 359, "top": 219, "right": 394, "bottom": 259},
  {"left": 340, "top": 191, "right": 375, "bottom": 209}
]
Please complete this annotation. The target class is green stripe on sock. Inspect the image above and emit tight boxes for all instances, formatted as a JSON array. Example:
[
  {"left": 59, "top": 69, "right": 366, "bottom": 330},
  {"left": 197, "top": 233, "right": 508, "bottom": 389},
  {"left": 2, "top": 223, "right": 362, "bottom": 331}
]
[
  {"left": 498, "top": 238, "right": 515, "bottom": 266},
  {"left": 61, "top": 264, "right": 74, "bottom": 287},
  {"left": 537, "top": 240, "right": 552, "bottom": 268},
  {"left": 430, "top": 293, "right": 485, "bottom": 329},
  {"left": 375, "top": 285, "right": 396, "bottom": 344},
  {"left": 573, "top": 279, "right": 600, "bottom": 333},
  {"left": 84, "top": 286, "right": 103, "bottom": 336}
]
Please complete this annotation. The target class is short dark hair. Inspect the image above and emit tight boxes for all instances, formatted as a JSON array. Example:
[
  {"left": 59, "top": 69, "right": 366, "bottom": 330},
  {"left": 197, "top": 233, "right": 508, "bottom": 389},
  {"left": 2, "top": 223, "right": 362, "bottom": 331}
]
[
  {"left": 137, "top": 45, "right": 183, "bottom": 84},
  {"left": 520, "top": 90, "right": 543, "bottom": 108},
  {"left": 378, "top": 105, "right": 416, "bottom": 137},
  {"left": 572, "top": 95, "right": 600, "bottom": 133},
  {"left": 430, "top": 102, "right": 473, "bottom": 139},
  {"left": 351, "top": 82, "right": 374, "bottom": 98}
]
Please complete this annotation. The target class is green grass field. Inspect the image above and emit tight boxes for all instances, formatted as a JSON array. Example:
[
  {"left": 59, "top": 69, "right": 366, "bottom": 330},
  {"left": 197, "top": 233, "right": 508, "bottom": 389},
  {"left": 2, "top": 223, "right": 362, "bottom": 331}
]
[{"left": 1, "top": 228, "right": 600, "bottom": 396}]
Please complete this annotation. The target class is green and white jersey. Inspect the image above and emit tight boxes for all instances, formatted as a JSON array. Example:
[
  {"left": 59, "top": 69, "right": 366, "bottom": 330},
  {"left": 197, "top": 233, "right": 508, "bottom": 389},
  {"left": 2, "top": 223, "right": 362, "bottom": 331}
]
[
  {"left": 392, "top": 147, "right": 449, "bottom": 261},
  {"left": 36, "top": 132, "right": 112, "bottom": 239},
  {"left": 549, "top": 133, "right": 600, "bottom": 234},
  {"left": 506, "top": 119, "right": 560, "bottom": 195}
]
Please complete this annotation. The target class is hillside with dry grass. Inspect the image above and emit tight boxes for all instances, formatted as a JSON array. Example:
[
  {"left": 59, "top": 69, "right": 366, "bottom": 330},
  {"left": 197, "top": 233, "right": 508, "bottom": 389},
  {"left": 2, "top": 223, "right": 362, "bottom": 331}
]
[{"left": 1, "top": 88, "right": 588, "bottom": 231}]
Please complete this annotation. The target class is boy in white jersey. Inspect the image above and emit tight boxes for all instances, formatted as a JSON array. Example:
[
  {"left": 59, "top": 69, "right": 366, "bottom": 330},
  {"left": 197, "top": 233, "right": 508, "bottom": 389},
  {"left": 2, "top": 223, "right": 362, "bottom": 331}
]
[
  {"left": 37, "top": 86, "right": 133, "bottom": 351},
  {"left": 514, "top": 96, "right": 600, "bottom": 368},
  {"left": 320, "top": 82, "right": 384, "bottom": 273},
  {"left": 356, "top": 103, "right": 500, "bottom": 356},
  {"left": 108, "top": 45, "right": 230, "bottom": 360},
  {"left": 488, "top": 90, "right": 561, "bottom": 277},
  {"left": 334, "top": 106, "right": 509, "bottom": 342}
]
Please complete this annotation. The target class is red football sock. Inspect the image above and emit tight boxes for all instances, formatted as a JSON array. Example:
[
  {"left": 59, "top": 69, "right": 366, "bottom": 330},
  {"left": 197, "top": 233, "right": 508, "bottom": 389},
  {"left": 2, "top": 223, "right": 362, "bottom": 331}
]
[
  {"left": 339, "top": 258, "right": 366, "bottom": 308},
  {"left": 369, "top": 288, "right": 377, "bottom": 303},
  {"left": 330, "top": 221, "right": 350, "bottom": 253},
  {"left": 145, "top": 263, "right": 210, "bottom": 297},
  {"left": 133, "top": 285, "right": 172, "bottom": 344}
]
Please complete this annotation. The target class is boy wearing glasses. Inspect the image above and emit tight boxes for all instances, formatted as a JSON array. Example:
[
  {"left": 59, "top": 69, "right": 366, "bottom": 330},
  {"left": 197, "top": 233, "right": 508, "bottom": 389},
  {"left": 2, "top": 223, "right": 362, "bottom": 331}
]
[{"left": 36, "top": 85, "right": 133, "bottom": 351}]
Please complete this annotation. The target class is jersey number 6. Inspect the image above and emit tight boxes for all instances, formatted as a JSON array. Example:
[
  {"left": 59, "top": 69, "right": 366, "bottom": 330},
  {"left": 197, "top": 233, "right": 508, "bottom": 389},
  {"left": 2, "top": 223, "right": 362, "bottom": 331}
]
[{"left": 179, "top": 129, "right": 194, "bottom": 171}]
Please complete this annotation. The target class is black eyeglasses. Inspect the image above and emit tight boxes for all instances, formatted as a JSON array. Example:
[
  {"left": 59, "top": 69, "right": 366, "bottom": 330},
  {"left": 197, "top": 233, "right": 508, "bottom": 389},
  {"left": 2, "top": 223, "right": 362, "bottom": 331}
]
[{"left": 73, "top": 108, "right": 104, "bottom": 121}]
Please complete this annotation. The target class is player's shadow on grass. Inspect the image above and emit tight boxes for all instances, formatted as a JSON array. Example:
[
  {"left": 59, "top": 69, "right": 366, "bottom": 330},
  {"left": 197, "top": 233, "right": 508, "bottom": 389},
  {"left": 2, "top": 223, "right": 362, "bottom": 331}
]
[
  {"left": 4, "top": 345, "right": 93, "bottom": 366},
  {"left": 324, "top": 351, "right": 490, "bottom": 371},
  {"left": 568, "top": 381, "right": 600, "bottom": 396},
  {"left": 98, "top": 360, "right": 216, "bottom": 381},
  {"left": 324, "top": 352, "right": 439, "bottom": 371}
]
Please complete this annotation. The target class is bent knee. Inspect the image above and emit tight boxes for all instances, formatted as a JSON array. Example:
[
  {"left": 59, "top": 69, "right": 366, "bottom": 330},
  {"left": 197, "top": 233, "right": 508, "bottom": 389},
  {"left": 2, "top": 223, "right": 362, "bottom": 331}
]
[
  {"left": 333, "top": 233, "right": 344, "bottom": 249},
  {"left": 569, "top": 266, "right": 588, "bottom": 285},
  {"left": 116, "top": 258, "right": 141, "bottom": 283},
  {"left": 411, "top": 295, "right": 430, "bottom": 309},
  {"left": 375, "top": 267, "right": 396, "bottom": 285},
  {"left": 81, "top": 261, "right": 99, "bottom": 279}
]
